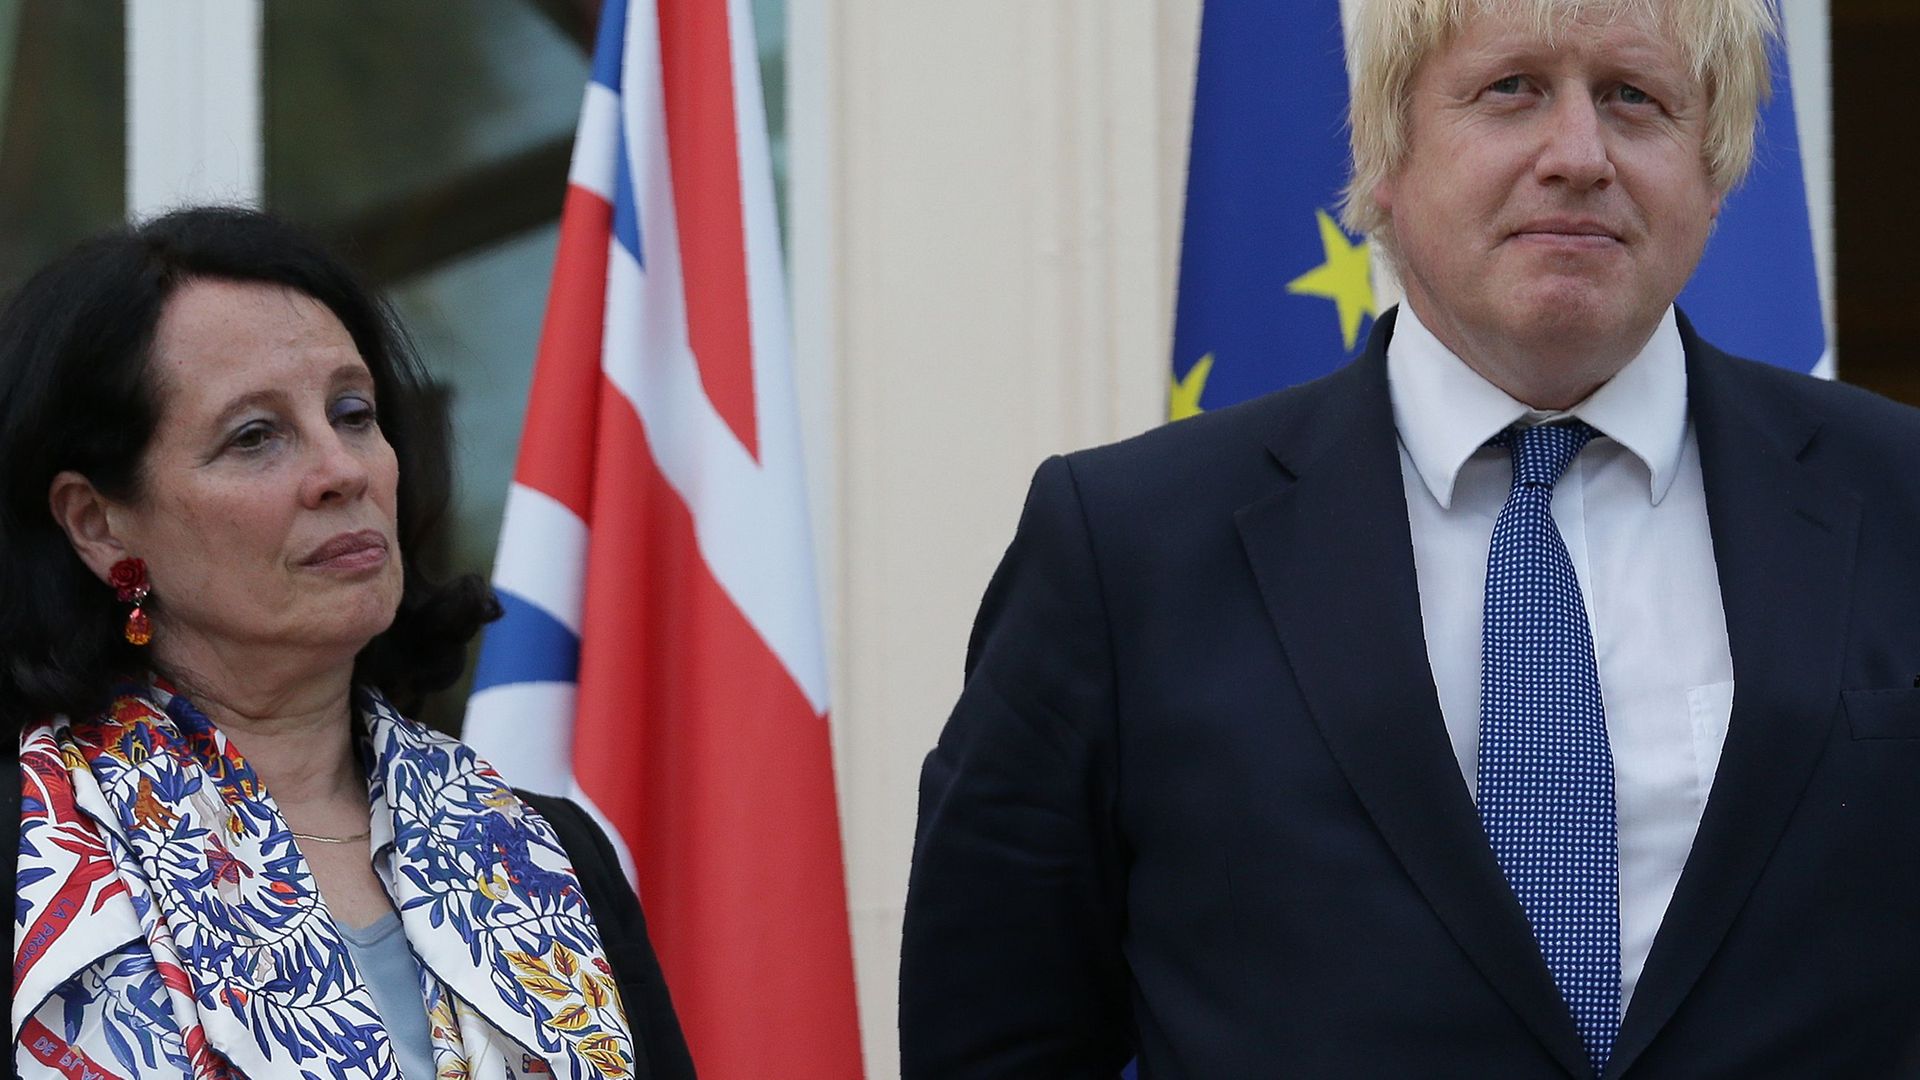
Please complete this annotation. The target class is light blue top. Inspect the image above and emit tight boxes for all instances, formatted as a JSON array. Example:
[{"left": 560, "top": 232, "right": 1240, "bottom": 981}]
[{"left": 339, "top": 913, "right": 436, "bottom": 1080}]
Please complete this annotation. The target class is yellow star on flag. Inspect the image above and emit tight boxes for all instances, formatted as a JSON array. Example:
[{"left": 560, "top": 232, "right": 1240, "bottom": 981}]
[
  {"left": 1169, "top": 353, "right": 1214, "bottom": 421},
  {"left": 1287, "top": 209, "right": 1377, "bottom": 352}
]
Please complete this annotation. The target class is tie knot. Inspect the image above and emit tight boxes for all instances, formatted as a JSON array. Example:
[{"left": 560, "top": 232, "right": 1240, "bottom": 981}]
[{"left": 1494, "top": 420, "right": 1597, "bottom": 490}]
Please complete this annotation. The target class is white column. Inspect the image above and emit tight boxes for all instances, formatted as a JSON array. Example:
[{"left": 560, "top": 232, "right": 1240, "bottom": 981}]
[
  {"left": 793, "top": 1, "right": 1199, "bottom": 1075},
  {"left": 125, "top": 0, "right": 263, "bottom": 220},
  {"left": 1783, "top": 0, "right": 1835, "bottom": 370}
]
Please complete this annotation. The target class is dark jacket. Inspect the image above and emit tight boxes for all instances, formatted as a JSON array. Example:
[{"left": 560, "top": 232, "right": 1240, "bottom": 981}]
[
  {"left": 902, "top": 309, "right": 1920, "bottom": 1078},
  {"left": 517, "top": 789, "right": 698, "bottom": 1080}
]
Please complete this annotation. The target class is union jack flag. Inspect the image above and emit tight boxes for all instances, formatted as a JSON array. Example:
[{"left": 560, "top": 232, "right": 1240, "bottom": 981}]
[{"left": 463, "top": 1, "right": 863, "bottom": 1076}]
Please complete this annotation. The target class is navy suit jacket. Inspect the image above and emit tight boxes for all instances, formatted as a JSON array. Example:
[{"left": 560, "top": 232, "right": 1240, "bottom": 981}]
[{"left": 901, "top": 309, "right": 1920, "bottom": 1079}]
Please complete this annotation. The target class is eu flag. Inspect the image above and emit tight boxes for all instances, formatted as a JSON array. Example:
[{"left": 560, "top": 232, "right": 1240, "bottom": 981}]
[
  {"left": 1169, "top": 1, "right": 1370, "bottom": 420},
  {"left": 1677, "top": 46, "right": 1828, "bottom": 376}
]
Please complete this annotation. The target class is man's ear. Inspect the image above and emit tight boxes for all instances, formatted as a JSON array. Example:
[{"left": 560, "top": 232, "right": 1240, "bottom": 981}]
[
  {"left": 48, "top": 471, "right": 132, "bottom": 584},
  {"left": 1371, "top": 174, "right": 1395, "bottom": 219}
]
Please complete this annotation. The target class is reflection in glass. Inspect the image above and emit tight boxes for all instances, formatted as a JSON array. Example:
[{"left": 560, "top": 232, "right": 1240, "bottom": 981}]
[
  {"left": 266, "top": 0, "right": 583, "bottom": 229},
  {"left": 0, "top": 0, "right": 125, "bottom": 298}
]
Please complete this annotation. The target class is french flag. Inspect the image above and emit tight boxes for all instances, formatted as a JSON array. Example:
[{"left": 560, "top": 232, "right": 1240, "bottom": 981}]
[{"left": 462, "top": 0, "right": 864, "bottom": 1076}]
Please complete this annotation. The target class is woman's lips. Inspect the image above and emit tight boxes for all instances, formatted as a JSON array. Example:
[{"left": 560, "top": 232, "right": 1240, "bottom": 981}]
[{"left": 301, "top": 530, "right": 390, "bottom": 571}]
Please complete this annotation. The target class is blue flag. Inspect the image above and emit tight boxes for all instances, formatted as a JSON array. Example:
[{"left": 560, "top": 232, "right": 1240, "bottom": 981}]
[
  {"left": 1169, "top": 1, "right": 1371, "bottom": 420},
  {"left": 1170, "top": 6, "right": 1828, "bottom": 421},
  {"left": 1676, "top": 48, "right": 1828, "bottom": 375}
]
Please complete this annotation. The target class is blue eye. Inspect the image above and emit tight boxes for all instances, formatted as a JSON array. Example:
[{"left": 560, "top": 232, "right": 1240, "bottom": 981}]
[
  {"left": 1618, "top": 84, "right": 1652, "bottom": 106},
  {"left": 1489, "top": 75, "right": 1526, "bottom": 94}
]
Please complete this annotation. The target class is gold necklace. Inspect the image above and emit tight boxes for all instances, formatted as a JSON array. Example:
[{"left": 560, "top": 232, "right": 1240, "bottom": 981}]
[{"left": 290, "top": 829, "right": 372, "bottom": 845}]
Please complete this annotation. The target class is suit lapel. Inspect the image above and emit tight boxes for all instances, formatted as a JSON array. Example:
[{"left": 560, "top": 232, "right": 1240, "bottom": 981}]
[
  {"left": 1605, "top": 322, "right": 1861, "bottom": 1078},
  {"left": 1235, "top": 313, "right": 1590, "bottom": 1077}
]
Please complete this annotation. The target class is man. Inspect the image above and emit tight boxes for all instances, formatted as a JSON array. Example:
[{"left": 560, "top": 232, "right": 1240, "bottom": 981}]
[{"left": 901, "top": 0, "right": 1920, "bottom": 1076}]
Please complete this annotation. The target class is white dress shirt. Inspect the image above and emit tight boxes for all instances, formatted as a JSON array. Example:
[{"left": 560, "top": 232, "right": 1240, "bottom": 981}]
[{"left": 1386, "top": 303, "right": 1735, "bottom": 1009}]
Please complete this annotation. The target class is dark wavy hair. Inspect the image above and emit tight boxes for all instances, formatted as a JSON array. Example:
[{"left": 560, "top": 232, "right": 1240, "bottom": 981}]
[{"left": 0, "top": 207, "right": 499, "bottom": 729}]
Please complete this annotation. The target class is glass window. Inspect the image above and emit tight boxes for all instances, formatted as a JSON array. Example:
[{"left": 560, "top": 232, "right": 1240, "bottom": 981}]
[
  {"left": 264, "top": 0, "right": 588, "bottom": 282},
  {"left": 0, "top": 0, "right": 126, "bottom": 298}
]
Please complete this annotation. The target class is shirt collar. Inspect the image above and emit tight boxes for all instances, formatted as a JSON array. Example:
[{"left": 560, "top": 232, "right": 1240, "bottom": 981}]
[{"left": 1385, "top": 302, "right": 1688, "bottom": 509}]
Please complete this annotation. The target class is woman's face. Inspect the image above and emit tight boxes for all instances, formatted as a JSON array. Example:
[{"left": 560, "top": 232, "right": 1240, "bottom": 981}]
[{"left": 107, "top": 279, "right": 403, "bottom": 677}]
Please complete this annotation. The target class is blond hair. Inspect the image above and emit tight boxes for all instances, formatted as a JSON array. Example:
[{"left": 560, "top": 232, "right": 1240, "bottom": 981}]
[{"left": 1339, "top": 0, "right": 1779, "bottom": 238}]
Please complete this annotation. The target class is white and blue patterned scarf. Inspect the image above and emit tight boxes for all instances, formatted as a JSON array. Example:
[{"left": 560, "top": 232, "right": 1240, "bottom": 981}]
[{"left": 13, "top": 682, "right": 638, "bottom": 1079}]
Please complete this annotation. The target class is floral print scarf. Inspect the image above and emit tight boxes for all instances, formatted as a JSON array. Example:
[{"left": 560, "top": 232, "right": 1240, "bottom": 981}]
[{"left": 13, "top": 683, "right": 637, "bottom": 1079}]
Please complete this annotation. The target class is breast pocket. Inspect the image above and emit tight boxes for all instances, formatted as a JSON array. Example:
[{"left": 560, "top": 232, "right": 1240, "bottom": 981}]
[{"left": 1842, "top": 688, "right": 1920, "bottom": 740}]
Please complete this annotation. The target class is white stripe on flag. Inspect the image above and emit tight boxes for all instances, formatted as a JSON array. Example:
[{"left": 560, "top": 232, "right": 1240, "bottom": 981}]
[
  {"left": 569, "top": 82, "right": 622, "bottom": 203},
  {"left": 464, "top": 680, "right": 579, "bottom": 796},
  {"left": 492, "top": 482, "right": 590, "bottom": 636}
]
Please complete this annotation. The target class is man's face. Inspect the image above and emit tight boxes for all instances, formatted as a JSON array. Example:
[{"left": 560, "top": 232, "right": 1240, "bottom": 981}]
[{"left": 1373, "top": 6, "right": 1722, "bottom": 400}]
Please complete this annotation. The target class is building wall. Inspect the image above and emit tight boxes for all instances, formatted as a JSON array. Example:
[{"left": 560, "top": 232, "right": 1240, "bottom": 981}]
[{"left": 791, "top": 3, "right": 1200, "bottom": 1071}]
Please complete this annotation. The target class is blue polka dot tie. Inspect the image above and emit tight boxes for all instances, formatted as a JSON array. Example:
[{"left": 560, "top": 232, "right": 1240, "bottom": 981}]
[{"left": 1477, "top": 421, "right": 1620, "bottom": 1076}]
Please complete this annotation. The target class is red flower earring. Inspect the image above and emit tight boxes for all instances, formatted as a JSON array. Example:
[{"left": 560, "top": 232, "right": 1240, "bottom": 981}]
[{"left": 110, "top": 557, "right": 152, "bottom": 646}]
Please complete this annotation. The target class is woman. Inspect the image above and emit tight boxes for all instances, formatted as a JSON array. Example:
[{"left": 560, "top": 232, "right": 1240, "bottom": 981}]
[{"left": 0, "top": 208, "right": 696, "bottom": 1080}]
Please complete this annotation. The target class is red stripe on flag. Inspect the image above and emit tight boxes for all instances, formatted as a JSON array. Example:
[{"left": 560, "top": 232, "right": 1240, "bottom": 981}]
[
  {"left": 514, "top": 186, "right": 615, "bottom": 522},
  {"left": 572, "top": 386, "right": 861, "bottom": 1078},
  {"left": 657, "top": 0, "right": 760, "bottom": 460}
]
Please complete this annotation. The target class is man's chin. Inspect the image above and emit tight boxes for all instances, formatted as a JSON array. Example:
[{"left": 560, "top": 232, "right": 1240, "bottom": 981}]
[{"left": 1503, "top": 284, "right": 1658, "bottom": 351}]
